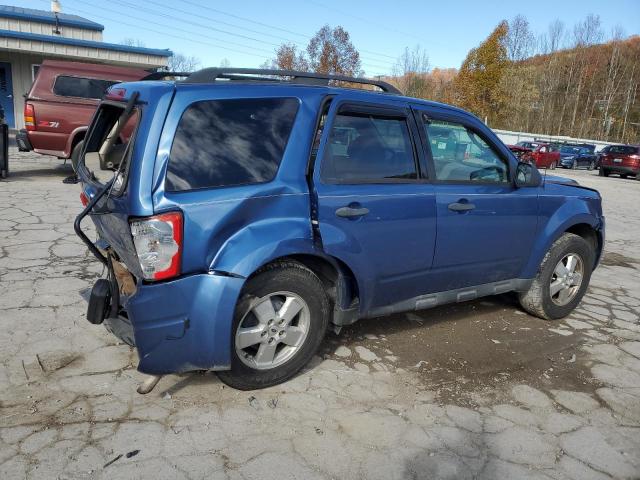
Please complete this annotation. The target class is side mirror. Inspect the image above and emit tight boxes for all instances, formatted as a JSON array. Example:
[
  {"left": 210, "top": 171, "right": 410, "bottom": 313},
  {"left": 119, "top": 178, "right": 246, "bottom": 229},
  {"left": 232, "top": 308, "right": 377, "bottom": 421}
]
[{"left": 515, "top": 161, "right": 542, "bottom": 187}]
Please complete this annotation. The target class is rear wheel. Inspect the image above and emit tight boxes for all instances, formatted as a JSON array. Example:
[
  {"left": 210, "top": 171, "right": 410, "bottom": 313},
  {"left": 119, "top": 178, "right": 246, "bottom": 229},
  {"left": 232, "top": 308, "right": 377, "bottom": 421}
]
[
  {"left": 621, "top": 174, "right": 628, "bottom": 179},
  {"left": 217, "top": 261, "right": 330, "bottom": 390},
  {"left": 599, "top": 168, "right": 609, "bottom": 177},
  {"left": 518, "top": 233, "right": 594, "bottom": 320},
  {"left": 588, "top": 161, "right": 595, "bottom": 171}
]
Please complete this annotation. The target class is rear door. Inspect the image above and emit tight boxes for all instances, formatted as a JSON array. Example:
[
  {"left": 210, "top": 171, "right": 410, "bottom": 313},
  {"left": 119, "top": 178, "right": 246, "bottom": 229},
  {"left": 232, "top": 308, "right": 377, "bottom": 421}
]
[
  {"left": 414, "top": 106, "right": 538, "bottom": 290},
  {"left": 313, "top": 99, "right": 436, "bottom": 312}
]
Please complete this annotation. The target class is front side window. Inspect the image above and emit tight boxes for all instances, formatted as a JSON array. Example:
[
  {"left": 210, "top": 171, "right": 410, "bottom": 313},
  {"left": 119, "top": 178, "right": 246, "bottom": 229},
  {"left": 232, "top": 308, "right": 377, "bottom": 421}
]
[
  {"left": 53, "top": 76, "right": 118, "bottom": 99},
  {"left": 321, "top": 113, "right": 417, "bottom": 182},
  {"left": 424, "top": 119, "right": 509, "bottom": 183},
  {"left": 166, "top": 98, "right": 299, "bottom": 191}
]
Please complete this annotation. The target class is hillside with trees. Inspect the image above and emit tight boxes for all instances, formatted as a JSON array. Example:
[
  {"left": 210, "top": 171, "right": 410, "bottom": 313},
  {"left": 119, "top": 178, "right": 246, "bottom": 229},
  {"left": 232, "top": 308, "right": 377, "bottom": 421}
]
[
  {"left": 390, "top": 15, "right": 640, "bottom": 144},
  {"left": 267, "top": 16, "right": 639, "bottom": 144}
]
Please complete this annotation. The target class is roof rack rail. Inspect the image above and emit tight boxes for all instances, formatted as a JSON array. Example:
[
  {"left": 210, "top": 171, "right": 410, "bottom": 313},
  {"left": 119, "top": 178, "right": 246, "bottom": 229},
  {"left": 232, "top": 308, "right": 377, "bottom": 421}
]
[
  {"left": 142, "top": 71, "right": 192, "bottom": 81},
  {"left": 182, "top": 68, "right": 402, "bottom": 94}
]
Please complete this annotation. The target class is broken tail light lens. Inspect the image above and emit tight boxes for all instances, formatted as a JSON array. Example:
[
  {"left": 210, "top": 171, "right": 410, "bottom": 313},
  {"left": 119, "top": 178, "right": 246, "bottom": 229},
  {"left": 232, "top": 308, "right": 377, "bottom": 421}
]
[
  {"left": 130, "top": 212, "right": 183, "bottom": 281},
  {"left": 24, "top": 103, "right": 36, "bottom": 131}
]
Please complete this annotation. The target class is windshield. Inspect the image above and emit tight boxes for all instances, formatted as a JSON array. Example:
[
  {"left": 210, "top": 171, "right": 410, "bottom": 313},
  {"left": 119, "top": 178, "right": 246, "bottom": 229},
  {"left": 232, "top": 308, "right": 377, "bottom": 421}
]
[
  {"left": 560, "top": 146, "right": 581, "bottom": 154},
  {"left": 609, "top": 145, "right": 638, "bottom": 155},
  {"left": 516, "top": 141, "right": 537, "bottom": 149},
  {"left": 80, "top": 101, "right": 140, "bottom": 193}
]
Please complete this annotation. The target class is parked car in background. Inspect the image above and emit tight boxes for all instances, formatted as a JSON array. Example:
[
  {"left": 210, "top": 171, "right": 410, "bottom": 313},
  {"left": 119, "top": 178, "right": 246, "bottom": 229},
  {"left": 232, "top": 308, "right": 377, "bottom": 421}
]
[
  {"left": 596, "top": 145, "right": 613, "bottom": 169},
  {"left": 75, "top": 68, "right": 604, "bottom": 390},
  {"left": 559, "top": 145, "right": 598, "bottom": 170},
  {"left": 520, "top": 143, "right": 560, "bottom": 169},
  {"left": 508, "top": 141, "right": 541, "bottom": 160},
  {"left": 599, "top": 145, "right": 640, "bottom": 179},
  {"left": 17, "top": 60, "right": 148, "bottom": 169}
]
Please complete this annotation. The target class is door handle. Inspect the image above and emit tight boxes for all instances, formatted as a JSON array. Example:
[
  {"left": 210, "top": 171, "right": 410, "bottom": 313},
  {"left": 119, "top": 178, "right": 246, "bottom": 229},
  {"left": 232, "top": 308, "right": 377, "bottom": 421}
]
[
  {"left": 336, "top": 206, "right": 370, "bottom": 218},
  {"left": 448, "top": 201, "right": 475, "bottom": 212}
]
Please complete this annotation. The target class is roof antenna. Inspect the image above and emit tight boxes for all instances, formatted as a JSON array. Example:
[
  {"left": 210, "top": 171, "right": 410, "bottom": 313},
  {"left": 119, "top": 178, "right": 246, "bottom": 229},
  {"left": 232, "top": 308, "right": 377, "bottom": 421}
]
[{"left": 51, "top": 0, "right": 62, "bottom": 35}]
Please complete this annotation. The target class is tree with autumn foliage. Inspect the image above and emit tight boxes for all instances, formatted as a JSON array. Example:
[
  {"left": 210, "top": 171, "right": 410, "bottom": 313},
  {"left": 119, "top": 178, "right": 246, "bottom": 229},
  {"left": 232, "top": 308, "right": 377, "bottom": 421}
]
[
  {"left": 454, "top": 21, "right": 509, "bottom": 125},
  {"left": 267, "top": 25, "right": 361, "bottom": 76}
]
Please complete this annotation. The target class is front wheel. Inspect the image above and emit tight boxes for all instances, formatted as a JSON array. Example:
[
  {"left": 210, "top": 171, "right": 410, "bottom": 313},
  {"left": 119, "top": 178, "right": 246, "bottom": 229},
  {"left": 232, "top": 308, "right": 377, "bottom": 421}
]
[
  {"left": 518, "top": 233, "right": 594, "bottom": 320},
  {"left": 217, "top": 261, "right": 330, "bottom": 390},
  {"left": 571, "top": 160, "right": 578, "bottom": 170}
]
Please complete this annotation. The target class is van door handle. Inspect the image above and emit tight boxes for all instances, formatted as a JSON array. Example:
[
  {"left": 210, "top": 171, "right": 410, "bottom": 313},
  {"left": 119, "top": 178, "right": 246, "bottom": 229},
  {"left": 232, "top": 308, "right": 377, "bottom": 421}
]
[
  {"left": 336, "top": 206, "right": 370, "bottom": 218},
  {"left": 448, "top": 201, "right": 475, "bottom": 212}
]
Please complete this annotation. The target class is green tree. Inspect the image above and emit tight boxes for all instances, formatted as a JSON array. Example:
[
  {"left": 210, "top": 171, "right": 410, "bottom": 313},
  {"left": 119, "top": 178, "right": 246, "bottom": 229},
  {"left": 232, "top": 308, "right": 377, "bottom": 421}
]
[
  {"left": 454, "top": 21, "right": 509, "bottom": 125},
  {"left": 267, "top": 25, "right": 361, "bottom": 76}
]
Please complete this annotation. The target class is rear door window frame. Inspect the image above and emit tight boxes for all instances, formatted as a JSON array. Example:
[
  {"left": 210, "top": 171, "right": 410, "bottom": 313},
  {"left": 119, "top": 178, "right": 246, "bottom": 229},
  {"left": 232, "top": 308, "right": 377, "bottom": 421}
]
[{"left": 317, "top": 100, "right": 427, "bottom": 185}]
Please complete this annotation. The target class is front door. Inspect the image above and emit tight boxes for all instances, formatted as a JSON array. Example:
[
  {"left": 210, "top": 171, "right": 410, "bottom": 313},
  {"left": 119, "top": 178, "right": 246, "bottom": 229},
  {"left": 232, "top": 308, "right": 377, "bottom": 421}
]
[
  {"left": 415, "top": 107, "right": 539, "bottom": 291},
  {"left": 313, "top": 99, "right": 437, "bottom": 313},
  {"left": 0, "top": 62, "right": 14, "bottom": 127}
]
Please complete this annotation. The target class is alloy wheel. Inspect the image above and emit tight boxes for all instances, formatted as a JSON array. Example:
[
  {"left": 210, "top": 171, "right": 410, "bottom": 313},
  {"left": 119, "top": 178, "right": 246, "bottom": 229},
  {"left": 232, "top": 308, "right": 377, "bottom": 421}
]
[
  {"left": 549, "top": 253, "right": 584, "bottom": 306},
  {"left": 235, "top": 291, "right": 310, "bottom": 370}
]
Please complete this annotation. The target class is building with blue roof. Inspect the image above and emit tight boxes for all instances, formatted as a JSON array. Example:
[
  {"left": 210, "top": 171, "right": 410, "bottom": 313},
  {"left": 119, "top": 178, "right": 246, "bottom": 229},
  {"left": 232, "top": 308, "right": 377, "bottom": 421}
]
[{"left": 0, "top": 4, "right": 172, "bottom": 127}]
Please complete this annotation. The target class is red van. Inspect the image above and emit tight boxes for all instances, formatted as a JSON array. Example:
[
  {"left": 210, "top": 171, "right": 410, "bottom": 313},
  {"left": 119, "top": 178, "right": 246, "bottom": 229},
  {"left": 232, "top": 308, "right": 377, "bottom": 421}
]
[
  {"left": 599, "top": 145, "right": 640, "bottom": 179},
  {"left": 17, "top": 60, "right": 148, "bottom": 164}
]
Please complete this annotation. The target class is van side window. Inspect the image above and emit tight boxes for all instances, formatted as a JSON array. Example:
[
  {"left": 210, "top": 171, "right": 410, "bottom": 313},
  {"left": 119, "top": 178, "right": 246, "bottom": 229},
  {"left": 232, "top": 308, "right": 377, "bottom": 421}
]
[
  {"left": 166, "top": 98, "right": 299, "bottom": 191},
  {"left": 321, "top": 113, "right": 417, "bottom": 183},
  {"left": 423, "top": 119, "right": 509, "bottom": 183},
  {"left": 53, "top": 76, "right": 118, "bottom": 99}
]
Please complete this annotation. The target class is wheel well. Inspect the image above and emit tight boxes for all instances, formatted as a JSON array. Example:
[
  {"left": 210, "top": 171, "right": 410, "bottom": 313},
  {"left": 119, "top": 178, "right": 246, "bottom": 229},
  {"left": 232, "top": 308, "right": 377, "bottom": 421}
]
[
  {"left": 565, "top": 223, "right": 601, "bottom": 261},
  {"left": 259, "top": 254, "right": 360, "bottom": 311},
  {"left": 71, "top": 131, "right": 86, "bottom": 151}
]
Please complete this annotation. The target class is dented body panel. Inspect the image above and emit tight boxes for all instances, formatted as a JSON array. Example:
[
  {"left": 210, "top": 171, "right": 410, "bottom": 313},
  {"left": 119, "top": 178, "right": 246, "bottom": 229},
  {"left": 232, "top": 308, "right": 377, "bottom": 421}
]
[{"left": 77, "top": 80, "right": 605, "bottom": 375}]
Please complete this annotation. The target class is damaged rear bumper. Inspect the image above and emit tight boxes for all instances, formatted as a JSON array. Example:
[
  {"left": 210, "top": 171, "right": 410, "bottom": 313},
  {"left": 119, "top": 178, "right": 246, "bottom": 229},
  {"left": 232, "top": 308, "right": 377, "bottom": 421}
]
[{"left": 88, "top": 272, "right": 244, "bottom": 375}]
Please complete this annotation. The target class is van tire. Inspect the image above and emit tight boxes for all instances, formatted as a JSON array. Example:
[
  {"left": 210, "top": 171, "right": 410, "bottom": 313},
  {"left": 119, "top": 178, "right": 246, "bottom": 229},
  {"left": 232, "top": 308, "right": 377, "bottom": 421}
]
[
  {"left": 71, "top": 140, "right": 84, "bottom": 174},
  {"left": 518, "top": 233, "right": 594, "bottom": 320},
  {"left": 217, "top": 261, "right": 330, "bottom": 390}
]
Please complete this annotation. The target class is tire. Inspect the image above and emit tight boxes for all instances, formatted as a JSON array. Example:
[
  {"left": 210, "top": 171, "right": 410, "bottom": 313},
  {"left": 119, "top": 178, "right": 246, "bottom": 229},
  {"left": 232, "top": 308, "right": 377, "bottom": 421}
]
[
  {"left": 571, "top": 160, "right": 577, "bottom": 170},
  {"left": 621, "top": 174, "right": 628, "bottom": 179},
  {"left": 599, "top": 168, "right": 609, "bottom": 177},
  {"left": 70, "top": 140, "right": 84, "bottom": 174},
  {"left": 518, "top": 233, "right": 594, "bottom": 320},
  {"left": 550, "top": 161, "right": 556, "bottom": 170},
  {"left": 588, "top": 161, "right": 595, "bottom": 171},
  {"left": 217, "top": 261, "right": 330, "bottom": 390}
]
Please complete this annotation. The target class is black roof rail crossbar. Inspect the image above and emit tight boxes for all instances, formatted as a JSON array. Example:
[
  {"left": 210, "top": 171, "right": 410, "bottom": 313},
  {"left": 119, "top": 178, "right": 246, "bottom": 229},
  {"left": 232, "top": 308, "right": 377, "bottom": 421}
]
[
  {"left": 182, "top": 68, "right": 401, "bottom": 94},
  {"left": 142, "top": 71, "right": 192, "bottom": 80}
]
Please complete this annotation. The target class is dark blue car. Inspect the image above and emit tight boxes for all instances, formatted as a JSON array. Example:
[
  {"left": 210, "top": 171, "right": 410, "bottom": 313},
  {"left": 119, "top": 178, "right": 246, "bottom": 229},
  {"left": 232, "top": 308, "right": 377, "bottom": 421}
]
[
  {"left": 75, "top": 69, "right": 605, "bottom": 390},
  {"left": 559, "top": 145, "right": 598, "bottom": 170}
]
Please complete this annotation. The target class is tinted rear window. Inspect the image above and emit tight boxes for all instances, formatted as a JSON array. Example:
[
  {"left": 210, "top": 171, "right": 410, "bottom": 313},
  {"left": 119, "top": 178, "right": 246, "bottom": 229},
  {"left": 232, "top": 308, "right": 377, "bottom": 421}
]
[
  {"left": 166, "top": 98, "right": 299, "bottom": 191},
  {"left": 53, "top": 76, "right": 118, "bottom": 99},
  {"left": 609, "top": 145, "right": 638, "bottom": 155}
]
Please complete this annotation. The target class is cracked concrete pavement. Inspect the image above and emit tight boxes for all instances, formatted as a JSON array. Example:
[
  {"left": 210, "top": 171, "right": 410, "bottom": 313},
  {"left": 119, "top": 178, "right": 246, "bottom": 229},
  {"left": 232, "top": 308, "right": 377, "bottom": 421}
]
[{"left": 1, "top": 149, "right": 639, "bottom": 479}]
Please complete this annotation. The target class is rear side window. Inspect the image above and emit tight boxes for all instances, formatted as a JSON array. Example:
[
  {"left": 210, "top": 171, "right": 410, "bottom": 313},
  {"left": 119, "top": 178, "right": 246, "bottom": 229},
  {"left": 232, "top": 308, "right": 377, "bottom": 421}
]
[
  {"left": 321, "top": 113, "right": 417, "bottom": 183},
  {"left": 166, "top": 98, "right": 299, "bottom": 191},
  {"left": 53, "top": 76, "right": 118, "bottom": 99},
  {"left": 609, "top": 145, "right": 638, "bottom": 155}
]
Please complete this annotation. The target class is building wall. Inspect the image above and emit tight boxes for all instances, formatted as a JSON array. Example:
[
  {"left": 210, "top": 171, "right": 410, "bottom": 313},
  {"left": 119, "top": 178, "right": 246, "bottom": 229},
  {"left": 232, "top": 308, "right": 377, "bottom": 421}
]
[
  {"left": 0, "top": 17, "right": 102, "bottom": 41},
  {"left": 2, "top": 51, "right": 45, "bottom": 129}
]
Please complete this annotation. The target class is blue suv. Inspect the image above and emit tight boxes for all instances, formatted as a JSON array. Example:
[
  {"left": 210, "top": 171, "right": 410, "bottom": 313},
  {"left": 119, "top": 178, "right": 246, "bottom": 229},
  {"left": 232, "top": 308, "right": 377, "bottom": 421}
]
[{"left": 75, "top": 69, "right": 604, "bottom": 390}]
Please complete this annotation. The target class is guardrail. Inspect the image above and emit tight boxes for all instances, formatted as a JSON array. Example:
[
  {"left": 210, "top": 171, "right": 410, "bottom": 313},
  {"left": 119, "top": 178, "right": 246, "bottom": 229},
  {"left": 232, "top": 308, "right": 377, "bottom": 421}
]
[{"left": 493, "top": 129, "right": 612, "bottom": 152}]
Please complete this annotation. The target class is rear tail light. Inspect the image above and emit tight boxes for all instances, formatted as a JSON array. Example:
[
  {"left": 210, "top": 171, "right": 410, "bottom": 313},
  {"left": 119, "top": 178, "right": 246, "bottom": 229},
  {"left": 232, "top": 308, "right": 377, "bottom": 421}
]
[
  {"left": 24, "top": 103, "right": 36, "bottom": 131},
  {"left": 130, "top": 212, "right": 183, "bottom": 281},
  {"left": 80, "top": 192, "right": 89, "bottom": 207}
]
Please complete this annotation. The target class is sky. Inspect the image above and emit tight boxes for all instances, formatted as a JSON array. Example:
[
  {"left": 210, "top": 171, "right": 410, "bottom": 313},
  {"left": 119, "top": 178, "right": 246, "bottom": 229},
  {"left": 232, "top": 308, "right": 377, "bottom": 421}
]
[{"left": 19, "top": 0, "right": 640, "bottom": 75}]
